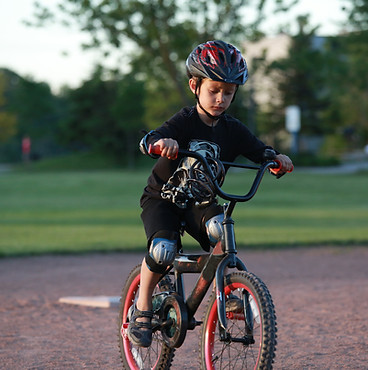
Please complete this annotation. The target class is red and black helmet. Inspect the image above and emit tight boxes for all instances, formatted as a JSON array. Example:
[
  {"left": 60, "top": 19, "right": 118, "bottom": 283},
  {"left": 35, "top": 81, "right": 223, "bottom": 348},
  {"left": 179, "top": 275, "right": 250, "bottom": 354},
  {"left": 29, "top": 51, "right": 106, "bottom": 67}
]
[{"left": 186, "top": 40, "right": 248, "bottom": 85}]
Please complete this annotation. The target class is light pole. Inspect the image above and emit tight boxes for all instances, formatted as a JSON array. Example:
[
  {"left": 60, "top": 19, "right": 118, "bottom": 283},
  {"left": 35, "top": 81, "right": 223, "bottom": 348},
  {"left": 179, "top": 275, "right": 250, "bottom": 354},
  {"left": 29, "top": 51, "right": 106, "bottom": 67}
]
[{"left": 285, "top": 105, "right": 301, "bottom": 154}]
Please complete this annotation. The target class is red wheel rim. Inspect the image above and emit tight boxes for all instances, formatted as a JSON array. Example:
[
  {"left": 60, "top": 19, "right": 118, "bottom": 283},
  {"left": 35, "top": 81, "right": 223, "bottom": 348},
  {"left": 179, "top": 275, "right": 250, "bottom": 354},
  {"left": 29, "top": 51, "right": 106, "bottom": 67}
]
[{"left": 122, "top": 274, "right": 140, "bottom": 370}]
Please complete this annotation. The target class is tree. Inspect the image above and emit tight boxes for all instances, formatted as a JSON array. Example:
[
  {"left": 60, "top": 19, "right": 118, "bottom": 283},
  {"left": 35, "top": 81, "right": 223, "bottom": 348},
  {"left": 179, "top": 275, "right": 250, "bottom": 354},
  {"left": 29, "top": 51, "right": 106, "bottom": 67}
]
[
  {"left": 261, "top": 3, "right": 368, "bottom": 156},
  {"left": 0, "top": 71, "right": 17, "bottom": 143},
  {"left": 25, "top": 0, "right": 300, "bottom": 164},
  {"left": 311, "top": 0, "right": 368, "bottom": 153},
  {"left": 343, "top": 0, "right": 368, "bottom": 30},
  {"left": 59, "top": 67, "right": 119, "bottom": 153},
  {"left": 0, "top": 69, "right": 65, "bottom": 161},
  {"left": 111, "top": 73, "right": 146, "bottom": 167},
  {"left": 60, "top": 66, "right": 145, "bottom": 165},
  {"left": 10, "top": 76, "right": 66, "bottom": 158},
  {"left": 261, "top": 15, "right": 340, "bottom": 156},
  {"left": 337, "top": 0, "right": 368, "bottom": 146},
  {"left": 28, "top": 0, "right": 295, "bottom": 108}
]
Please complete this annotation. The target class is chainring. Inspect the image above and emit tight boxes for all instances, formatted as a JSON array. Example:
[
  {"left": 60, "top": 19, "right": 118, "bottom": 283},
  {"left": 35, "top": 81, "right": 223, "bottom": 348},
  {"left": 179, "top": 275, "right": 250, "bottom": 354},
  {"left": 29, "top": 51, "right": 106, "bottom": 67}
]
[{"left": 160, "top": 293, "right": 188, "bottom": 348}]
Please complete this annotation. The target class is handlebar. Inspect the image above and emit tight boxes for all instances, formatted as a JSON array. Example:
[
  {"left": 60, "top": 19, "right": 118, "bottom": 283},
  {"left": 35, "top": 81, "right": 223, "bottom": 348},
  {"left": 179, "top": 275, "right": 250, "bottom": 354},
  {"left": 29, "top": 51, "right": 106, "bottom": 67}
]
[{"left": 148, "top": 144, "right": 292, "bottom": 203}]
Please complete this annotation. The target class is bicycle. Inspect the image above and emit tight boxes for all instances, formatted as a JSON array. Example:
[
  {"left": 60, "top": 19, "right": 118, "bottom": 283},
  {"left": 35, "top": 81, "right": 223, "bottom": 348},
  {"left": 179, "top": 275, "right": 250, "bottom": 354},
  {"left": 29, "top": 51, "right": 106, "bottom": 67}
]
[{"left": 118, "top": 145, "right": 292, "bottom": 369}]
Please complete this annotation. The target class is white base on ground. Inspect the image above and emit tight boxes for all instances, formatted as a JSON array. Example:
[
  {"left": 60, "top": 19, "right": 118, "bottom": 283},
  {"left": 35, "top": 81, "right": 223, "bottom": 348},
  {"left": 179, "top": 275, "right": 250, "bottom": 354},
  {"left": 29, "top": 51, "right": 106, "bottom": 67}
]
[{"left": 59, "top": 296, "right": 120, "bottom": 308}]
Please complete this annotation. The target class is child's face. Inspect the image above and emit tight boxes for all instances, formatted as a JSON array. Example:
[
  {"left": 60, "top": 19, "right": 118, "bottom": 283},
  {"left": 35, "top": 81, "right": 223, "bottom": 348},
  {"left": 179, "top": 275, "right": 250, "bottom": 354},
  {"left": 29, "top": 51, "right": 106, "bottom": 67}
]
[{"left": 189, "top": 78, "right": 237, "bottom": 122}]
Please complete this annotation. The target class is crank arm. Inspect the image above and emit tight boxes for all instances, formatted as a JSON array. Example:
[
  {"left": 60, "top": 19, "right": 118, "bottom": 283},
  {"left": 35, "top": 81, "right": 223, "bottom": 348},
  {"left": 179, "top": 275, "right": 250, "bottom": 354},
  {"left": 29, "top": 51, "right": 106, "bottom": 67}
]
[{"left": 151, "top": 318, "right": 174, "bottom": 333}]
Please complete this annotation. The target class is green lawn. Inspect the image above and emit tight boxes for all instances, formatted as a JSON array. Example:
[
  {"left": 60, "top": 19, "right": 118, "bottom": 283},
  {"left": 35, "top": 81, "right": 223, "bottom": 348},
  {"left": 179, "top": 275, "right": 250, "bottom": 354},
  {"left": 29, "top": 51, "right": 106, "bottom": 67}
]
[{"left": 0, "top": 168, "right": 367, "bottom": 256}]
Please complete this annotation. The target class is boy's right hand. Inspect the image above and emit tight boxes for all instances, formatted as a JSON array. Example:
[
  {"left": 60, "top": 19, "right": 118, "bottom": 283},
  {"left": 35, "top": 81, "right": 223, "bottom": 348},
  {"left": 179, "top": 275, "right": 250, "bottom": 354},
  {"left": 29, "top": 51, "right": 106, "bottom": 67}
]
[{"left": 153, "top": 138, "right": 179, "bottom": 160}]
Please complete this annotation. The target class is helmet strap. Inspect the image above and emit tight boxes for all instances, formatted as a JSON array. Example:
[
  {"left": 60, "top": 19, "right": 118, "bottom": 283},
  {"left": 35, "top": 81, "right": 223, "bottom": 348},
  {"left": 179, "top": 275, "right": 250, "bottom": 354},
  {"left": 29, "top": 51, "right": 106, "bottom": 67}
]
[{"left": 231, "top": 85, "right": 239, "bottom": 103}]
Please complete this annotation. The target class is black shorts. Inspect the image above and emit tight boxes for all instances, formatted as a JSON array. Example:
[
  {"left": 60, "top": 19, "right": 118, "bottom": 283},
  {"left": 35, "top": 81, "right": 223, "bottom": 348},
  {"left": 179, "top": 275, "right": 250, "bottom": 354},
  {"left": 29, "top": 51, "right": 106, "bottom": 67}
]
[{"left": 140, "top": 197, "right": 223, "bottom": 252}]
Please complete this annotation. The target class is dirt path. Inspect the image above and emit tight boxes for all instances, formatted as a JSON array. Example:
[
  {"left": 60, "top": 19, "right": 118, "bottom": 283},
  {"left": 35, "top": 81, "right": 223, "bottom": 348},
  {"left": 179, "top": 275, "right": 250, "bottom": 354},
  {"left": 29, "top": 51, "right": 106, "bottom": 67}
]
[{"left": 0, "top": 246, "right": 367, "bottom": 369}]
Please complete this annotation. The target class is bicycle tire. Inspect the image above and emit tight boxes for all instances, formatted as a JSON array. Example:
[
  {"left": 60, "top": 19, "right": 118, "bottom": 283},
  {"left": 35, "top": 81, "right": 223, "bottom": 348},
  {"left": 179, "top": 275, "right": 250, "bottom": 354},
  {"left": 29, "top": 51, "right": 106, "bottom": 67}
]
[
  {"left": 200, "top": 271, "right": 277, "bottom": 369},
  {"left": 117, "top": 264, "right": 175, "bottom": 369}
]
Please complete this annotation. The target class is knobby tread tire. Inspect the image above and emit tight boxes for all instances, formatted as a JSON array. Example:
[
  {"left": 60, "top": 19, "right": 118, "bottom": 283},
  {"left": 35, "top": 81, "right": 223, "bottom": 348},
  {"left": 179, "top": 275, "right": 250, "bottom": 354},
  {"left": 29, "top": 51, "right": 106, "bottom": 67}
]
[
  {"left": 199, "top": 271, "right": 277, "bottom": 369},
  {"left": 117, "top": 264, "right": 175, "bottom": 369}
]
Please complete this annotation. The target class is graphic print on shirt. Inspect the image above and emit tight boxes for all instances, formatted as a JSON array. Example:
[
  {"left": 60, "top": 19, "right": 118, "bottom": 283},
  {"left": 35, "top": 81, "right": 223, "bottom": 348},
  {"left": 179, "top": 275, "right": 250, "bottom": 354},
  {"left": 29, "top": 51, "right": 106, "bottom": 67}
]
[{"left": 161, "top": 140, "right": 221, "bottom": 208}]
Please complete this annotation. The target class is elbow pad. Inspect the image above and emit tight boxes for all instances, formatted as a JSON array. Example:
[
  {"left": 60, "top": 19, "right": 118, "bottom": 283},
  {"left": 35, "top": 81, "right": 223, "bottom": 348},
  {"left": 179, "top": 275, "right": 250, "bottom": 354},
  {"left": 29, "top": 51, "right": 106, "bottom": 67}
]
[{"left": 139, "top": 130, "right": 160, "bottom": 158}]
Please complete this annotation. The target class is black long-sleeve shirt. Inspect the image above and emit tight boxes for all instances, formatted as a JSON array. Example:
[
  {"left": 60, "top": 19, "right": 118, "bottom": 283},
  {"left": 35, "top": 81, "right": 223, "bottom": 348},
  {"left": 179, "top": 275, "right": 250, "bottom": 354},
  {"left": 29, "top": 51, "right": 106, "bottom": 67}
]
[{"left": 141, "top": 106, "right": 273, "bottom": 204}]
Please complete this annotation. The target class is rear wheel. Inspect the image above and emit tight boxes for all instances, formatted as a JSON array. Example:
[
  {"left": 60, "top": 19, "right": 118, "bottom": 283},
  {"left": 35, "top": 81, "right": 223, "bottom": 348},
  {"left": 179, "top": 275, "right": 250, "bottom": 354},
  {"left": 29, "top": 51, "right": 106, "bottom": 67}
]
[
  {"left": 200, "top": 271, "right": 277, "bottom": 369},
  {"left": 118, "top": 264, "right": 175, "bottom": 369}
]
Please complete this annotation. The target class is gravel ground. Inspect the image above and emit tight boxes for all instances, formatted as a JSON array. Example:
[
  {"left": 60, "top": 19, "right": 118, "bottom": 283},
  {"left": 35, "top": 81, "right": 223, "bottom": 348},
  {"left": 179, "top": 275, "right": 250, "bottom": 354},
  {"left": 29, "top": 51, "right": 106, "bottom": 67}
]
[{"left": 0, "top": 246, "right": 367, "bottom": 369}]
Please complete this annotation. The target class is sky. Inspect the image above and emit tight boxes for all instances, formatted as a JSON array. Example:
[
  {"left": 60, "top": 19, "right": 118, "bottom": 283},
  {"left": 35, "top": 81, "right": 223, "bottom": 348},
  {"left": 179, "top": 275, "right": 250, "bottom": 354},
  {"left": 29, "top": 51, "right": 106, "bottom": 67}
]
[{"left": 0, "top": 0, "right": 348, "bottom": 93}]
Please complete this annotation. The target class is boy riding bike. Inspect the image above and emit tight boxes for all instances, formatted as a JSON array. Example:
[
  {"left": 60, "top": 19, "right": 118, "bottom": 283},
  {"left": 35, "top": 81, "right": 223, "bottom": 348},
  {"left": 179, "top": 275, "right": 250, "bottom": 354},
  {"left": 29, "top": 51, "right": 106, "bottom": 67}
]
[{"left": 127, "top": 40, "right": 293, "bottom": 348}]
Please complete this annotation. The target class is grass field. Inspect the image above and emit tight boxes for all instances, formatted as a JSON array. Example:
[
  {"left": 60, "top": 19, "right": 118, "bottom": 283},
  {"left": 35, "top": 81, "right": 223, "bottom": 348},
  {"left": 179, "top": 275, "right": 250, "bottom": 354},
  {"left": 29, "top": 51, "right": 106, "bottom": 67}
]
[{"left": 0, "top": 167, "right": 367, "bottom": 257}]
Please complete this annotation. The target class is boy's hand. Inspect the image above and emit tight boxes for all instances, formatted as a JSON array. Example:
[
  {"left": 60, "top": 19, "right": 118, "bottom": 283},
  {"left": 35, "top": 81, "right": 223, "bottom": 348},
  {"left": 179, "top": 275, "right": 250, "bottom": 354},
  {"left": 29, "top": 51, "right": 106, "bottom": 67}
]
[
  {"left": 271, "top": 154, "right": 294, "bottom": 177},
  {"left": 153, "top": 138, "right": 179, "bottom": 160}
]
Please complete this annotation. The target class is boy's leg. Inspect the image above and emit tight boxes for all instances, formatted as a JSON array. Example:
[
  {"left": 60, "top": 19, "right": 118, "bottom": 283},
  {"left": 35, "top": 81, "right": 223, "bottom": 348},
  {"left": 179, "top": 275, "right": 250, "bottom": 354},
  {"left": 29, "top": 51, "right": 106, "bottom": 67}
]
[
  {"left": 139, "top": 199, "right": 181, "bottom": 310},
  {"left": 129, "top": 198, "right": 181, "bottom": 346},
  {"left": 128, "top": 233, "right": 177, "bottom": 347},
  {"left": 184, "top": 201, "right": 223, "bottom": 251},
  {"left": 127, "top": 258, "right": 162, "bottom": 347},
  {"left": 136, "top": 258, "right": 162, "bottom": 311}
]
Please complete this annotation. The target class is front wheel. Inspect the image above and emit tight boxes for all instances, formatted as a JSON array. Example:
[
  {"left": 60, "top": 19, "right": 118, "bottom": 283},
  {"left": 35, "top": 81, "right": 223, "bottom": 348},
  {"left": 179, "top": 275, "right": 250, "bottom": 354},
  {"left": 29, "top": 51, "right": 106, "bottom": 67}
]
[
  {"left": 200, "top": 271, "right": 277, "bottom": 369},
  {"left": 118, "top": 264, "right": 175, "bottom": 369}
]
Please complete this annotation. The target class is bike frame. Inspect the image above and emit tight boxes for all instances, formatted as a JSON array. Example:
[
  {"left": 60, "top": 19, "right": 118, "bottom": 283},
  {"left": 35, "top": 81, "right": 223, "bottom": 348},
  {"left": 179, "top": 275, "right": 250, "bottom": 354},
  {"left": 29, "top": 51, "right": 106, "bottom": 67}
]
[{"left": 159, "top": 149, "right": 278, "bottom": 340}]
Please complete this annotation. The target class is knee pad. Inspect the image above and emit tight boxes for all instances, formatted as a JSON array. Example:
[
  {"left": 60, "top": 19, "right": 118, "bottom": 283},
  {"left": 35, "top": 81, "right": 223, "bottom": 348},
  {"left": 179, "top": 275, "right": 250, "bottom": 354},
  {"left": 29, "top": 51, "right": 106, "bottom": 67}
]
[
  {"left": 145, "top": 233, "right": 177, "bottom": 274},
  {"left": 205, "top": 214, "right": 224, "bottom": 245}
]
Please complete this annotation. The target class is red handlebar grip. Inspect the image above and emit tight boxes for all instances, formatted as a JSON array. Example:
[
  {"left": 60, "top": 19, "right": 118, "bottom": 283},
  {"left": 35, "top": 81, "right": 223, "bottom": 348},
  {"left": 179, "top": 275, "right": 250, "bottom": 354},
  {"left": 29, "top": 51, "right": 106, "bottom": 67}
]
[
  {"left": 148, "top": 144, "right": 162, "bottom": 155},
  {"left": 148, "top": 144, "right": 178, "bottom": 160},
  {"left": 271, "top": 159, "right": 294, "bottom": 174}
]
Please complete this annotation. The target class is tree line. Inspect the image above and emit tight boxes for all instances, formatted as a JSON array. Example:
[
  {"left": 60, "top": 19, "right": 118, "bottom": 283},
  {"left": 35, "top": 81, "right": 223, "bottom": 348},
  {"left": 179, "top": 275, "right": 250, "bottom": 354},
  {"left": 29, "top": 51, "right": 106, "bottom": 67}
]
[{"left": 0, "top": 0, "right": 367, "bottom": 166}]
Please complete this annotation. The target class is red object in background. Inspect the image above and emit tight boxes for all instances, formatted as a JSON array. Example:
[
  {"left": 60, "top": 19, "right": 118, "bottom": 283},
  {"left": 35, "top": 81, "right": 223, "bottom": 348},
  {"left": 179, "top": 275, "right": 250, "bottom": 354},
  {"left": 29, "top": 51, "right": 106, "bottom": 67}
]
[{"left": 22, "top": 137, "right": 31, "bottom": 155}]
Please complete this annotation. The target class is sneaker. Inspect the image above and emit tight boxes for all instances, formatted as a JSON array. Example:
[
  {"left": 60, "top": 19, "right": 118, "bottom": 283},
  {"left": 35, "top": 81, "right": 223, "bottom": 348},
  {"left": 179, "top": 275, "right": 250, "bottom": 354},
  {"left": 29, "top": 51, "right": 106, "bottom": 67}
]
[
  {"left": 225, "top": 294, "right": 244, "bottom": 313},
  {"left": 127, "top": 304, "right": 153, "bottom": 347}
]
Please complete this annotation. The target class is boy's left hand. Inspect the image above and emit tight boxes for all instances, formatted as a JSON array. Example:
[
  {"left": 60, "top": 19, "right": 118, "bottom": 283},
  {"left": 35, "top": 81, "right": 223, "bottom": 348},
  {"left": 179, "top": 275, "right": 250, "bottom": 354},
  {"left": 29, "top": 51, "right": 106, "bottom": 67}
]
[{"left": 271, "top": 154, "right": 294, "bottom": 177}]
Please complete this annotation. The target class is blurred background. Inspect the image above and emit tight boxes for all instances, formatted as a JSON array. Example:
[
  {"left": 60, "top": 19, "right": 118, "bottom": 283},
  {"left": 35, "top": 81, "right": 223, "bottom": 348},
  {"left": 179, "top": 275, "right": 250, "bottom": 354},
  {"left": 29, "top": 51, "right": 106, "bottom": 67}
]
[
  {"left": 1, "top": 0, "right": 367, "bottom": 169},
  {"left": 1, "top": 0, "right": 368, "bottom": 256}
]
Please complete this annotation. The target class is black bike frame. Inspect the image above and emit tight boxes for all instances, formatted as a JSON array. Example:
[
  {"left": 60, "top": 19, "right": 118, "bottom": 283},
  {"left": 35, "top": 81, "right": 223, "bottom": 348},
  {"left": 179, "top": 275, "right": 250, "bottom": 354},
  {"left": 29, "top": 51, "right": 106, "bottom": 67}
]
[{"left": 166, "top": 151, "right": 277, "bottom": 334}]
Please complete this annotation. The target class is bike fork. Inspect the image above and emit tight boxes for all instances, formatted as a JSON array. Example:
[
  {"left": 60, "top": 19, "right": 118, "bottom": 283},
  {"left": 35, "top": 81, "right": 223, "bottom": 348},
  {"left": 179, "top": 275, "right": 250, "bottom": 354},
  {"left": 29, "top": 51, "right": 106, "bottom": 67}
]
[
  {"left": 215, "top": 257, "right": 255, "bottom": 344},
  {"left": 215, "top": 254, "right": 247, "bottom": 337},
  {"left": 216, "top": 210, "right": 248, "bottom": 335}
]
